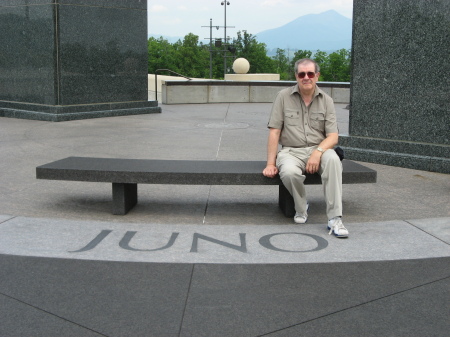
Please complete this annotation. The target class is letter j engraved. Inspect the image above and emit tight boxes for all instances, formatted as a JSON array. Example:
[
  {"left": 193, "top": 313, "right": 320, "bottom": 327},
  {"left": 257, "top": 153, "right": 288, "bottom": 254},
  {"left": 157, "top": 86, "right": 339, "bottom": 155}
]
[{"left": 69, "top": 230, "right": 113, "bottom": 253}]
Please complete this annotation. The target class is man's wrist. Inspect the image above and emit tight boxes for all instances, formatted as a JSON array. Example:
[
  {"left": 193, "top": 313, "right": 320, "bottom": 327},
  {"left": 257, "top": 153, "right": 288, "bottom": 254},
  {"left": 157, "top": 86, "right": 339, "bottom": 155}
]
[{"left": 316, "top": 147, "right": 325, "bottom": 154}]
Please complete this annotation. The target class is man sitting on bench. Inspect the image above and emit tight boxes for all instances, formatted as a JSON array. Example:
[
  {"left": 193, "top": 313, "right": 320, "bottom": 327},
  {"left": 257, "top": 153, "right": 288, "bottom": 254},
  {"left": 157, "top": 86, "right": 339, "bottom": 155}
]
[{"left": 263, "top": 58, "right": 348, "bottom": 238}]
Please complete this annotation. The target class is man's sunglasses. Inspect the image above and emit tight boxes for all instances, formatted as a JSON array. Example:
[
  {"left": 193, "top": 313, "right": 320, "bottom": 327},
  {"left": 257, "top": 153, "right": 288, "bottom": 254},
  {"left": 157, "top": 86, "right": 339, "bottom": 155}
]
[{"left": 297, "top": 71, "right": 316, "bottom": 79}]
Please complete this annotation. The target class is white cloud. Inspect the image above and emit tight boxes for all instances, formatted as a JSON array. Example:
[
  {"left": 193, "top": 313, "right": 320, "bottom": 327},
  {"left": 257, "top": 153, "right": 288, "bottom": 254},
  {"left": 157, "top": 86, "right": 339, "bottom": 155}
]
[
  {"left": 261, "top": 0, "right": 292, "bottom": 7},
  {"left": 165, "top": 17, "right": 183, "bottom": 25},
  {"left": 149, "top": 5, "right": 168, "bottom": 13}
]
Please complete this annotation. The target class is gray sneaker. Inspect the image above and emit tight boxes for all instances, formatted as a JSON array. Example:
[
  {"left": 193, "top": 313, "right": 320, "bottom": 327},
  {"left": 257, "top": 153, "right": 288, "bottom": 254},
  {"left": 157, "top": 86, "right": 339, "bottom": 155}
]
[
  {"left": 294, "top": 203, "right": 309, "bottom": 224},
  {"left": 327, "top": 217, "right": 349, "bottom": 238}
]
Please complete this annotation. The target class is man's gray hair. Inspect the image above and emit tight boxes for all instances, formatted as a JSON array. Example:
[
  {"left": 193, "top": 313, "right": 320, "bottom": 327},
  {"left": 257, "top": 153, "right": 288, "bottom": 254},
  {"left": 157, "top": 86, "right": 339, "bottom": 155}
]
[{"left": 294, "top": 58, "right": 320, "bottom": 74}]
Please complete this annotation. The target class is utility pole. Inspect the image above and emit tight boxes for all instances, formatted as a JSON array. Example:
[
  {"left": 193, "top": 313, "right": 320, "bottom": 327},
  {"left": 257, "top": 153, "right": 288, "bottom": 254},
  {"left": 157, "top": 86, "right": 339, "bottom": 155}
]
[
  {"left": 201, "top": 19, "right": 214, "bottom": 78},
  {"left": 201, "top": 19, "right": 221, "bottom": 79}
]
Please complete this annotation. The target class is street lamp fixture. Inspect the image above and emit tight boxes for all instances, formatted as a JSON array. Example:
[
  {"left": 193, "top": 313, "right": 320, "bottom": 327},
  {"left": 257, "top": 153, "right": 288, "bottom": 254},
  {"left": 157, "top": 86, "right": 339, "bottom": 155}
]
[{"left": 221, "top": 1, "right": 231, "bottom": 77}]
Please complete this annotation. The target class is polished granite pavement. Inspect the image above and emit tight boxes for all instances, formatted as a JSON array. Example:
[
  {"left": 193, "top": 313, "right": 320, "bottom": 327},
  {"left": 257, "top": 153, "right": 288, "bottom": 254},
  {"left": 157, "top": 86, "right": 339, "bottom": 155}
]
[{"left": 1, "top": 103, "right": 449, "bottom": 336}]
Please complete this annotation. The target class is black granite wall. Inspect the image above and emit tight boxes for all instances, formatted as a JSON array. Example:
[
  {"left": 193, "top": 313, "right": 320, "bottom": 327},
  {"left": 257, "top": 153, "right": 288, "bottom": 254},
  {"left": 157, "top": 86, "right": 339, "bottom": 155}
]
[
  {"left": 0, "top": 0, "right": 160, "bottom": 121},
  {"left": 341, "top": 0, "right": 449, "bottom": 173}
]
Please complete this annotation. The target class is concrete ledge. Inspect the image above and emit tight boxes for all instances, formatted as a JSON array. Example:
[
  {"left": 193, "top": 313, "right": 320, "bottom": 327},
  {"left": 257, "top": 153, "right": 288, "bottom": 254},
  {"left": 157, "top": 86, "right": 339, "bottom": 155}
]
[
  {"left": 160, "top": 80, "right": 350, "bottom": 104},
  {"left": 209, "top": 85, "right": 250, "bottom": 103},
  {"left": 224, "top": 74, "right": 280, "bottom": 81},
  {"left": 162, "top": 85, "right": 208, "bottom": 104}
]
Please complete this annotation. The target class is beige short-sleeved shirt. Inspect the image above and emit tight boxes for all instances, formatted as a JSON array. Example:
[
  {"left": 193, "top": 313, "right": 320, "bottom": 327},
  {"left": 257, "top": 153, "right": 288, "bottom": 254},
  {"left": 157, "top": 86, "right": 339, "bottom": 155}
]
[{"left": 267, "top": 84, "right": 338, "bottom": 147}]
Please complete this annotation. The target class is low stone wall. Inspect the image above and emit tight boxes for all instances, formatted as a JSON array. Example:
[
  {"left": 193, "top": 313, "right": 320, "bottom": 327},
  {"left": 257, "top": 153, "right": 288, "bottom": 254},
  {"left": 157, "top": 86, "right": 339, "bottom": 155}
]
[
  {"left": 160, "top": 80, "right": 350, "bottom": 104},
  {"left": 224, "top": 74, "right": 280, "bottom": 81}
]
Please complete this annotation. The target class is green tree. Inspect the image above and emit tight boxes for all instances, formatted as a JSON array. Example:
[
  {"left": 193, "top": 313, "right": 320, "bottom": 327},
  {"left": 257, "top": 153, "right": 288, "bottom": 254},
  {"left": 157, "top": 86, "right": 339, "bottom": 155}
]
[
  {"left": 148, "top": 36, "right": 174, "bottom": 74},
  {"left": 272, "top": 48, "right": 290, "bottom": 80},
  {"left": 233, "top": 31, "right": 275, "bottom": 74},
  {"left": 147, "top": 36, "right": 175, "bottom": 73},
  {"left": 148, "top": 32, "right": 351, "bottom": 82},
  {"left": 313, "top": 49, "right": 351, "bottom": 82},
  {"left": 327, "top": 49, "right": 351, "bottom": 82},
  {"left": 172, "top": 33, "right": 209, "bottom": 78},
  {"left": 207, "top": 39, "right": 232, "bottom": 79},
  {"left": 313, "top": 50, "right": 329, "bottom": 81}
]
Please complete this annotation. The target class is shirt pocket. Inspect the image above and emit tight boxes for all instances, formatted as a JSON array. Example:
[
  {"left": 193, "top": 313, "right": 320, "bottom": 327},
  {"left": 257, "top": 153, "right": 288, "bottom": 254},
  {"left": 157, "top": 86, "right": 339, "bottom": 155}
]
[
  {"left": 310, "top": 111, "right": 325, "bottom": 130},
  {"left": 284, "top": 109, "right": 300, "bottom": 126}
]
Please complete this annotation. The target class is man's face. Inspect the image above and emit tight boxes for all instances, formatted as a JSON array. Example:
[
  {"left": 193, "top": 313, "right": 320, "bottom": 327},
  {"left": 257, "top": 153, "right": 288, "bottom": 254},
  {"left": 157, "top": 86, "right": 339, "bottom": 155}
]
[{"left": 295, "top": 62, "right": 319, "bottom": 92}]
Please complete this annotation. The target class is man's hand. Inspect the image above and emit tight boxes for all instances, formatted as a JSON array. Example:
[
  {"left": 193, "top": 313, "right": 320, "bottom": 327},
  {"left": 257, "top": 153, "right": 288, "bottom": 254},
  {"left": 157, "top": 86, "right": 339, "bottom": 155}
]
[
  {"left": 306, "top": 151, "right": 322, "bottom": 174},
  {"left": 263, "top": 164, "right": 279, "bottom": 178},
  {"left": 264, "top": 128, "right": 281, "bottom": 178}
]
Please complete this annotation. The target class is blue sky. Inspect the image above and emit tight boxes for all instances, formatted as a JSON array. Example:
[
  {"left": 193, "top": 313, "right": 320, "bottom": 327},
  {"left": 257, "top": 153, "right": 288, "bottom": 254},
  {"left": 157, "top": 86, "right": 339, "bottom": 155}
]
[{"left": 147, "top": 0, "right": 353, "bottom": 40}]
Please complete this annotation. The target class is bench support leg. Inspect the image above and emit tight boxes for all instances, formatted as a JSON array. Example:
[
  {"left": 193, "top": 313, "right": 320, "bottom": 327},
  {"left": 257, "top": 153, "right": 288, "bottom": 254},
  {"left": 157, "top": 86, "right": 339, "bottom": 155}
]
[
  {"left": 278, "top": 183, "right": 295, "bottom": 218},
  {"left": 112, "top": 183, "right": 137, "bottom": 215}
]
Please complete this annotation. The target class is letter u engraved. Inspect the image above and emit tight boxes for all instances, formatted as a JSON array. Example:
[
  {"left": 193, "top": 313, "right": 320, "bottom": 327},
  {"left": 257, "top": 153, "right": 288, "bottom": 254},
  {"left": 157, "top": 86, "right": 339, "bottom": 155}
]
[{"left": 119, "top": 231, "right": 179, "bottom": 251}]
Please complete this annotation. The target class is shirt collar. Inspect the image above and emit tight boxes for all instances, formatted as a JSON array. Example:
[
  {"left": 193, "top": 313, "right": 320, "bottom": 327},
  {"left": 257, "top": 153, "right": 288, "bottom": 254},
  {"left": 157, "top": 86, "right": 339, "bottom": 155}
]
[{"left": 291, "top": 84, "right": 323, "bottom": 98}]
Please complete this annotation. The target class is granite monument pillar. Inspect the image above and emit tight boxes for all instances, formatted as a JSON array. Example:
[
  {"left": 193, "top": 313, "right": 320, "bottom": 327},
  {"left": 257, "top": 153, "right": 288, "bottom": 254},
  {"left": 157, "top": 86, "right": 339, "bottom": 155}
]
[
  {"left": 0, "top": 0, "right": 160, "bottom": 121},
  {"left": 340, "top": 0, "right": 449, "bottom": 173}
]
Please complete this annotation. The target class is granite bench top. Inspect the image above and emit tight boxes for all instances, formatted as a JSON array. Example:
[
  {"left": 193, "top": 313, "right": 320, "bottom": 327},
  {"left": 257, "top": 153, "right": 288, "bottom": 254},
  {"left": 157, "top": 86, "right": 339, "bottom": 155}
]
[{"left": 36, "top": 157, "right": 377, "bottom": 185}]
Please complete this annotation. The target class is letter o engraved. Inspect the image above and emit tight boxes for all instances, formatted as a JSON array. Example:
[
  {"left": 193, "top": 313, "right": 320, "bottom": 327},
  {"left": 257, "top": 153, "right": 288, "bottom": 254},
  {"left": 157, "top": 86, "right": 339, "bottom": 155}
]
[{"left": 259, "top": 232, "right": 328, "bottom": 252}]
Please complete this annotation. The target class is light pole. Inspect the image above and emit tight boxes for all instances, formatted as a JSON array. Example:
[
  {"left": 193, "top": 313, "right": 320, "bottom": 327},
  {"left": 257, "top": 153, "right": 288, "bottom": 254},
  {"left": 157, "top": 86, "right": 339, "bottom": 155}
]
[{"left": 221, "top": 1, "right": 230, "bottom": 77}]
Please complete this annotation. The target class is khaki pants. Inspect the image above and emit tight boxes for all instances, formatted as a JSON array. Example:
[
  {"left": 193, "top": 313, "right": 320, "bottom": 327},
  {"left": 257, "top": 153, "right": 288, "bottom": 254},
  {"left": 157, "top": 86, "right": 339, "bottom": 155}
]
[{"left": 276, "top": 146, "right": 343, "bottom": 219}]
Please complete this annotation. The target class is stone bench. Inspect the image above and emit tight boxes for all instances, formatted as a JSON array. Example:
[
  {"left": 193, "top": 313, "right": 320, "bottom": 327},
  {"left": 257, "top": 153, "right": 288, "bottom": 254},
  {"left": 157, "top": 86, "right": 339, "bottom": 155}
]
[{"left": 36, "top": 157, "right": 377, "bottom": 216}]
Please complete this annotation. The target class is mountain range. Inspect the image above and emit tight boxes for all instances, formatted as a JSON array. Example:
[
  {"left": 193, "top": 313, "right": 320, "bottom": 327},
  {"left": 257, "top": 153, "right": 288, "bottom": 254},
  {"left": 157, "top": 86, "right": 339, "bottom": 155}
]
[
  {"left": 149, "top": 10, "right": 352, "bottom": 53},
  {"left": 256, "top": 10, "right": 352, "bottom": 53}
]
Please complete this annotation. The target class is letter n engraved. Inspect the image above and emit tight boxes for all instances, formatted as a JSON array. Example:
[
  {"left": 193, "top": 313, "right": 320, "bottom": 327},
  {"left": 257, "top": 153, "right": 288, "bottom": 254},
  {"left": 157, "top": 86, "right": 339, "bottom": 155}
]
[
  {"left": 69, "top": 230, "right": 113, "bottom": 253},
  {"left": 190, "top": 233, "right": 247, "bottom": 253},
  {"left": 259, "top": 232, "right": 328, "bottom": 252},
  {"left": 119, "top": 231, "right": 179, "bottom": 251}
]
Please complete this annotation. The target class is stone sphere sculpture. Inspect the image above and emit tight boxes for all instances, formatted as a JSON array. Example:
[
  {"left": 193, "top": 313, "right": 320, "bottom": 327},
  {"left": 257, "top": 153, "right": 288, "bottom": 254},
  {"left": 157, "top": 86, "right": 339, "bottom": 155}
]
[{"left": 232, "top": 58, "right": 250, "bottom": 74}]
